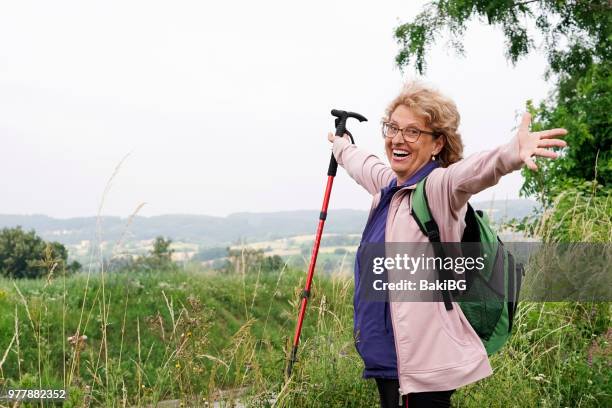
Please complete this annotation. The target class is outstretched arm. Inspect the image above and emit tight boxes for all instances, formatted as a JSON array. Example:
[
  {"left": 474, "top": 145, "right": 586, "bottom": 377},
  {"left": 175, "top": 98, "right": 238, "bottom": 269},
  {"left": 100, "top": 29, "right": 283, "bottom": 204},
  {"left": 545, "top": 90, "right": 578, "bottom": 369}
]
[
  {"left": 427, "top": 112, "right": 568, "bottom": 213},
  {"left": 329, "top": 133, "right": 395, "bottom": 195}
]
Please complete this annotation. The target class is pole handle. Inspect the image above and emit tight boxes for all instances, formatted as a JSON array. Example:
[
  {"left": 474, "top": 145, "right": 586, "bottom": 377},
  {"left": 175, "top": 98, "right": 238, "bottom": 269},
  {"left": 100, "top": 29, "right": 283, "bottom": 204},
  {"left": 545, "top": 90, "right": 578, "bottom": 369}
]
[
  {"left": 328, "top": 109, "right": 365, "bottom": 176},
  {"left": 327, "top": 154, "right": 338, "bottom": 177},
  {"left": 328, "top": 123, "right": 355, "bottom": 177}
]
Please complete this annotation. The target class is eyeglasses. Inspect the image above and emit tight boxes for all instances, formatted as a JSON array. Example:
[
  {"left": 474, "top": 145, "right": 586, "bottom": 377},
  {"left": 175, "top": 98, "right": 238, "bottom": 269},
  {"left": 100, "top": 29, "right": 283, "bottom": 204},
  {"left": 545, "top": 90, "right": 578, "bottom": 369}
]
[{"left": 381, "top": 122, "right": 439, "bottom": 143}]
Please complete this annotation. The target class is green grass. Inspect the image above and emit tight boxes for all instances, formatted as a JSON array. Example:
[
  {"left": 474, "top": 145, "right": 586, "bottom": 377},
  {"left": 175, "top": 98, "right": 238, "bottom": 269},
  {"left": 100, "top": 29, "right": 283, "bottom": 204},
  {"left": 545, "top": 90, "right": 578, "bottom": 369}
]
[
  {"left": 0, "top": 267, "right": 376, "bottom": 407},
  {"left": 0, "top": 266, "right": 609, "bottom": 407},
  {"left": 0, "top": 186, "right": 610, "bottom": 407}
]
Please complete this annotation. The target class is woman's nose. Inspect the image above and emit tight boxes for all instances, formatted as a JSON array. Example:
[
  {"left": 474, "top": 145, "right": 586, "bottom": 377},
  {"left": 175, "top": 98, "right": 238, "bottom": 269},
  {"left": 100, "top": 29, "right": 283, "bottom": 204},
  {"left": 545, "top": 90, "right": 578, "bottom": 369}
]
[{"left": 391, "top": 130, "right": 405, "bottom": 144}]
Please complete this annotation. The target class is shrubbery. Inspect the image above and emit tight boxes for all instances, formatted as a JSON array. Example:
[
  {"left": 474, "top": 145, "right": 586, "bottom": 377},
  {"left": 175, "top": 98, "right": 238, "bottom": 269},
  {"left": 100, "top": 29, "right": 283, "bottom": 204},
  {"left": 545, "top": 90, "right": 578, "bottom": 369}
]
[
  {"left": 109, "top": 236, "right": 178, "bottom": 272},
  {"left": 0, "top": 226, "right": 80, "bottom": 279}
]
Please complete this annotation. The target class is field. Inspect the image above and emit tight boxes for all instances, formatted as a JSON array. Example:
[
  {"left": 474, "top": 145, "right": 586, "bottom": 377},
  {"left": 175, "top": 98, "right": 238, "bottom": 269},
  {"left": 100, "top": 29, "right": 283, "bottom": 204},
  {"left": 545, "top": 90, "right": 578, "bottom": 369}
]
[{"left": 0, "top": 264, "right": 610, "bottom": 407}]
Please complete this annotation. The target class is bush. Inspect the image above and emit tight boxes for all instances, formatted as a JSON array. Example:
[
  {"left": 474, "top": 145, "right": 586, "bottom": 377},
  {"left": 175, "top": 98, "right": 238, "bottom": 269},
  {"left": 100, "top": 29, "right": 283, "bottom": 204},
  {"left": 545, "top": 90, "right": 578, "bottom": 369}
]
[
  {"left": 113, "top": 236, "right": 178, "bottom": 272},
  {"left": 193, "top": 246, "right": 228, "bottom": 261},
  {"left": 0, "top": 226, "right": 80, "bottom": 279},
  {"left": 216, "top": 247, "right": 285, "bottom": 274}
]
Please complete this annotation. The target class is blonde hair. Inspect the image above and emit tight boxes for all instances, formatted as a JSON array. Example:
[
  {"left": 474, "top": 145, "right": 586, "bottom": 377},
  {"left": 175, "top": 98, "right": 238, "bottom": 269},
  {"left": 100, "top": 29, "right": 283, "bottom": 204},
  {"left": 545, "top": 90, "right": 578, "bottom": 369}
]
[{"left": 383, "top": 82, "right": 463, "bottom": 167}]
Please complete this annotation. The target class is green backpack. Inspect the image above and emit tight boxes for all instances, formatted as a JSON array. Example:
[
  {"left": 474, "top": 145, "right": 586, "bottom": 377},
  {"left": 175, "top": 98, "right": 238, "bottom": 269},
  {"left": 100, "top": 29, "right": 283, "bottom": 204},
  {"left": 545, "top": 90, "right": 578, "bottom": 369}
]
[{"left": 411, "top": 177, "right": 524, "bottom": 355}]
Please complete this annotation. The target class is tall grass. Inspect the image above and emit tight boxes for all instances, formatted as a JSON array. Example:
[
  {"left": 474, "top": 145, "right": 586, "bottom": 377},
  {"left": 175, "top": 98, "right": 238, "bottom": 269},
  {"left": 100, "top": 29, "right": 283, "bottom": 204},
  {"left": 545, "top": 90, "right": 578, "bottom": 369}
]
[
  {"left": 0, "top": 182, "right": 609, "bottom": 407},
  {"left": 0, "top": 264, "right": 374, "bottom": 407},
  {"left": 1, "top": 261, "right": 609, "bottom": 407},
  {"left": 535, "top": 184, "right": 611, "bottom": 243}
]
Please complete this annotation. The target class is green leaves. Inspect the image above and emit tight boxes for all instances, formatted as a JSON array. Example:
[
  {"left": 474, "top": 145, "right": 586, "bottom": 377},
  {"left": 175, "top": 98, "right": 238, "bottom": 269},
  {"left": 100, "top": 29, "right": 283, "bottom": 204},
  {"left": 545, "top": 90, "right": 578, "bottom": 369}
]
[
  {"left": 394, "top": 0, "right": 611, "bottom": 77},
  {"left": 394, "top": 10, "right": 437, "bottom": 73},
  {"left": 0, "top": 227, "right": 78, "bottom": 279},
  {"left": 521, "top": 61, "right": 611, "bottom": 202}
]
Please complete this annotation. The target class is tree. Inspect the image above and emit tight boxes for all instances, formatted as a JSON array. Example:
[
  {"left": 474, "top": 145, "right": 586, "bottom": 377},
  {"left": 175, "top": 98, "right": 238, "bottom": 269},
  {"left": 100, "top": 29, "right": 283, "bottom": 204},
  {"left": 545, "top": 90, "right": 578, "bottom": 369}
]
[
  {"left": 393, "top": 1, "right": 611, "bottom": 199},
  {"left": 226, "top": 247, "right": 264, "bottom": 274},
  {"left": 151, "top": 236, "right": 174, "bottom": 262},
  {"left": 259, "top": 254, "right": 285, "bottom": 272},
  {"left": 394, "top": 1, "right": 610, "bottom": 77},
  {"left": 115, "top": 236, "right": 178, "bottom": 272},
  {"left": 522, "top": 62, "right": 611, "bottom": 201},
  {"left": 193, "top": 246, "right": 228, "bottom": 262},
  {"left": 137, "top": 236, "right": 176, "bottom": 271},
  {"left": 0, "top": 226, "right": 80, "bottom": 279},
  {"left": 216, "top": 248, "right": 285, "bottom": 274}
]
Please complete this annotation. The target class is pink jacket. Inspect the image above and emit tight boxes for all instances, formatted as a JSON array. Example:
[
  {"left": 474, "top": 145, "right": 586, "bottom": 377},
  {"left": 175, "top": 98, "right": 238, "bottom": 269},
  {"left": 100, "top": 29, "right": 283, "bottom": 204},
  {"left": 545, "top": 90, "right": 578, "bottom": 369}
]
[{"left": 332, "top": 135, "right": 524, "bottom": 397}]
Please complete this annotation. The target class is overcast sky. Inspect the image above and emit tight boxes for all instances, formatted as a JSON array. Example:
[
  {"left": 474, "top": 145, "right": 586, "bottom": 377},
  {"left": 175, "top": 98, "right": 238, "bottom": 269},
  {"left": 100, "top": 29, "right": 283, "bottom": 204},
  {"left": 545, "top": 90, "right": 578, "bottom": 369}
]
[{"left": 0, "top": 1, "right": 552, "bottom": 218}]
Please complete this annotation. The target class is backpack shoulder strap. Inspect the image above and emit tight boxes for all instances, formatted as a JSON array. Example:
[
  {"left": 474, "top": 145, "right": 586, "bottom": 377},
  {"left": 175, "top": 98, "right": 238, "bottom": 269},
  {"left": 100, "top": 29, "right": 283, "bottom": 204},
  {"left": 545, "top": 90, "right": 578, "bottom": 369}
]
[
  {"left": 411, "top": 177, "right": 454, "bottom": 310},
  {"left": 411, "top": 177, "right": 440, "bottom": 243}
]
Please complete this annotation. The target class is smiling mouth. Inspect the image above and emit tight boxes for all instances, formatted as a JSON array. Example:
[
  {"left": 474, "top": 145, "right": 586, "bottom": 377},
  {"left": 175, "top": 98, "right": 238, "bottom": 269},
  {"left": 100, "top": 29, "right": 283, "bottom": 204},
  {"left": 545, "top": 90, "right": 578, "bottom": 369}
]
[{"left": 392, "top": 149, "right": 411, "bottom": 161}]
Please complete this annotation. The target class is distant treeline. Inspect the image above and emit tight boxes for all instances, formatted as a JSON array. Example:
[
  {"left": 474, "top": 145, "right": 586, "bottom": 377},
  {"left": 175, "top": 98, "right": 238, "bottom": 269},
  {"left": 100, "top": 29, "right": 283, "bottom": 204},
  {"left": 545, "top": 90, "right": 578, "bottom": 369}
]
[
  {"left": 0, "top": 200, "right": 537, "bottom": 246},
  {"left": 194, "top": 235, "right": 362, "bottom": 263}
]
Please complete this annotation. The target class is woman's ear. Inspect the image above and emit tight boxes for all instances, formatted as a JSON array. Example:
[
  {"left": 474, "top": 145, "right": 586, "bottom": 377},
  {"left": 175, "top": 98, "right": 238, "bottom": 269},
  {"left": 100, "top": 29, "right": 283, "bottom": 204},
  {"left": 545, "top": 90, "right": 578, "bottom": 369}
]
[{"left": 434, "top": 134, "right": 446, "bottom": 155}]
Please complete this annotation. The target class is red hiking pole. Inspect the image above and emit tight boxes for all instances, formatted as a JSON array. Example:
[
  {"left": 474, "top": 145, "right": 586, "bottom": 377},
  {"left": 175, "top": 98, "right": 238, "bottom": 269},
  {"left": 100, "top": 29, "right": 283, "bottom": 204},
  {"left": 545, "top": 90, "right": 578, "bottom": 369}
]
[{"left": 286, "top": 109, "right": 367, "bottom": 378}]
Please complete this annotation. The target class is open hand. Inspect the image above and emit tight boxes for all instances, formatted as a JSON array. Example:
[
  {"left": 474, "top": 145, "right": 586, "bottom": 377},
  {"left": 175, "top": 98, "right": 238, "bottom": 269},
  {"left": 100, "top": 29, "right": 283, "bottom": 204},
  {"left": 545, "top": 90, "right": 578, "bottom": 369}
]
[{"left": 517, "top": 112, "right": 568, "bottom": 171}]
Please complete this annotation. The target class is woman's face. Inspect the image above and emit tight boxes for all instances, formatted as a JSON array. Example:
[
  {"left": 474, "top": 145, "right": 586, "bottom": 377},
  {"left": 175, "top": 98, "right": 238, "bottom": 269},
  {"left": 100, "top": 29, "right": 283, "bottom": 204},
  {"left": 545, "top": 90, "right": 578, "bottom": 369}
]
[{"left": 384, "top": 105, "right": 445, "bottom": 184}]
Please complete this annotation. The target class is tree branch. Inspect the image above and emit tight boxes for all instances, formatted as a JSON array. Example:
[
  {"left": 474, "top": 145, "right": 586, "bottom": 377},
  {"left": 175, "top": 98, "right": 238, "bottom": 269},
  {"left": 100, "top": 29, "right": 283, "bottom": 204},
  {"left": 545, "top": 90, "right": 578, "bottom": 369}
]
[{"left": 513, "top": 0, "right": 541, "bottom": 7}]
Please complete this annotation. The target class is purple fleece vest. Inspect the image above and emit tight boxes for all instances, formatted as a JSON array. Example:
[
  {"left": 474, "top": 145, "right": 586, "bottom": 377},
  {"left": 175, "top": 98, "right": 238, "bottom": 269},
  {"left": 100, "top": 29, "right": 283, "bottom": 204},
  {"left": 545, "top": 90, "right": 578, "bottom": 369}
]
[{"left": 353, "top": 161, "right": 439, "bottom": 379}]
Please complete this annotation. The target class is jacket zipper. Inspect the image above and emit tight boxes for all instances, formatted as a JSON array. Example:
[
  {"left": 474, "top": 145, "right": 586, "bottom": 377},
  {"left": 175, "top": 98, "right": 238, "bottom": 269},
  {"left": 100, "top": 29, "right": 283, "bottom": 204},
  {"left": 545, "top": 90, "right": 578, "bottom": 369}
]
[
  {"left": 387, "top": 188, "right": 409, "bottom": 406},
  {"left": 389, "top": 300, "right": 406, "bottom": 406}
]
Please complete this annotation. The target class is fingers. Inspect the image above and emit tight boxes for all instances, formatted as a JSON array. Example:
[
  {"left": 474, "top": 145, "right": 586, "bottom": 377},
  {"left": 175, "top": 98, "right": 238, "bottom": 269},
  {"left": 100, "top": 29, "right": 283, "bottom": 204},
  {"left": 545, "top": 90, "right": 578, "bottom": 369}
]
[
  {"left": 533, "top": 128, "right": 568, "bottom": 139},
  {"left": 523, "top": 145, "right": 561, "bottom": 171},
  {"left": 534, "top": 148, "right": 558, "bottom": 159},
  {"left": 538, "top": 138, "right": 567, "bottom": 148},
  {"left": 519, "top": 112, "right": 532, "bottom": 133},
  {"left": 523, "top": 156, "right": 538, "bottom": 171},
  {"left": 329, "top": 132, "right": 352, "bottom": 143}
]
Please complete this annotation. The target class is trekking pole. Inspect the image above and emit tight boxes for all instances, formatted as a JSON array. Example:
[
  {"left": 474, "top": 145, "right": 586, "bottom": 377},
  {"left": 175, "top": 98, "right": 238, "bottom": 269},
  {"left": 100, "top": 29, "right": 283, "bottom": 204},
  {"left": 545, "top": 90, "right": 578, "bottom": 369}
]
[{"left": 286, "top": 109, "right": 367, "bottom": 378}]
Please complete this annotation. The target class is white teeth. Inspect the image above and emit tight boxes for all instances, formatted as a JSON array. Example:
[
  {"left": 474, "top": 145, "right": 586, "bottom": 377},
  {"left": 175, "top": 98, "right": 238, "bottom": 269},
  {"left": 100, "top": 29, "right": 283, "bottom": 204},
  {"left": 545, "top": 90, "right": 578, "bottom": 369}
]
[{"left": 393, "top": 149, "right": 410, "bottom": 155}]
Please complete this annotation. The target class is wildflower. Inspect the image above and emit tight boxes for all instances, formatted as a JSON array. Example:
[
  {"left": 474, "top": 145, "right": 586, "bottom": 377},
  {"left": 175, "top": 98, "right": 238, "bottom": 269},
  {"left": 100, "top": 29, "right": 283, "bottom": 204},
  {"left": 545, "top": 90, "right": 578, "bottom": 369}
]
[{"left": 67, "top": 334, "right": 88, "bottom": 347}]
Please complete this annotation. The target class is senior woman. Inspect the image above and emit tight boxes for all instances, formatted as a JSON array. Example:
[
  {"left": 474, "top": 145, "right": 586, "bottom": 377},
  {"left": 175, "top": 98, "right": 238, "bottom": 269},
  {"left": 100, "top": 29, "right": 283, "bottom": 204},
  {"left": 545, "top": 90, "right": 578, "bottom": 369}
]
[{"left": 327, "top": 82, "right": 567, "bottom": 408}]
